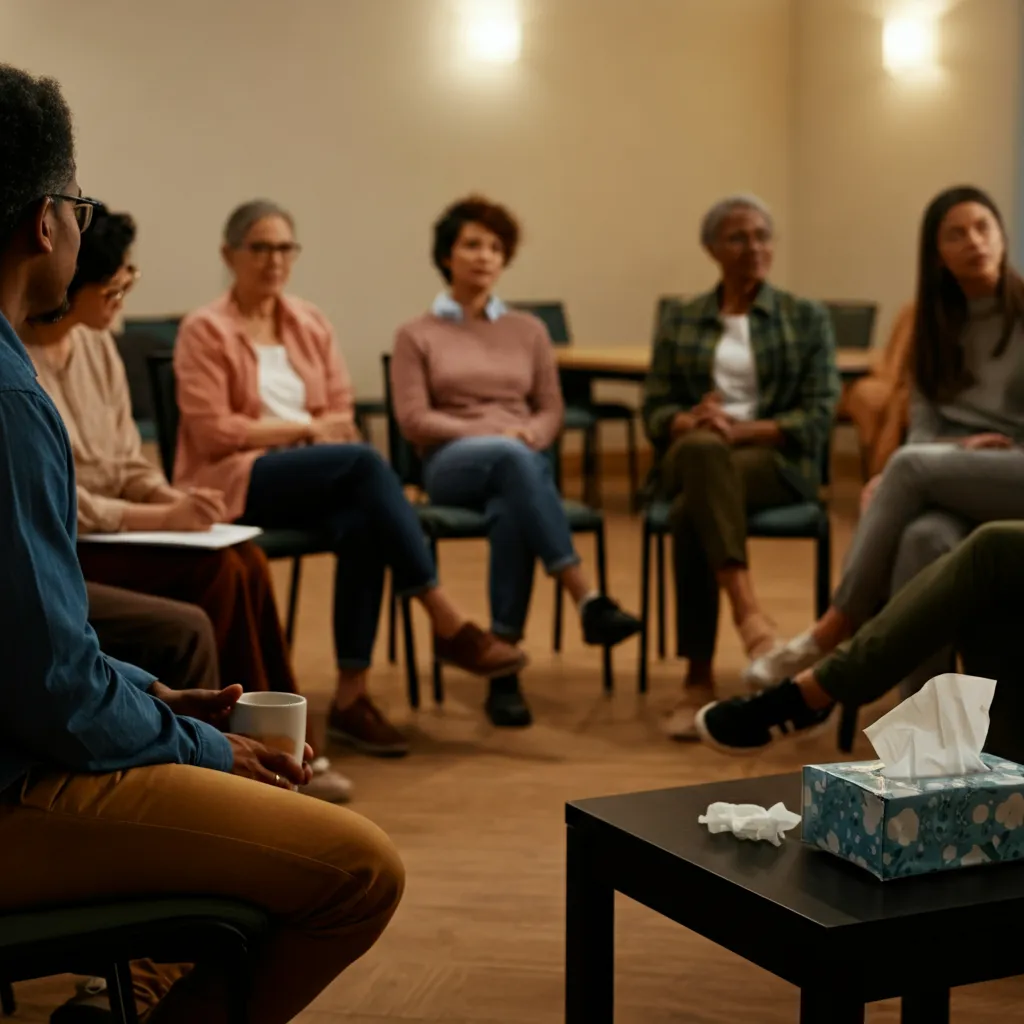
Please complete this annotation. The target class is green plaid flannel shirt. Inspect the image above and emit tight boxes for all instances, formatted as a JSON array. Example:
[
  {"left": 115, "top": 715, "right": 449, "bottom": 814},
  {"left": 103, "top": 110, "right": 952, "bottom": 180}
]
[{"left": 642, "top": 284, "right": 840, "bottom": 499}]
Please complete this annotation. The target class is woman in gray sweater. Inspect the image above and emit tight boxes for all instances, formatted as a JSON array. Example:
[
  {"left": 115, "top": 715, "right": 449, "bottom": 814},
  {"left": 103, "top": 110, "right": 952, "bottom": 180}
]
[{"left": 748, "top": 185, "right": 1024, "bottom": 692}]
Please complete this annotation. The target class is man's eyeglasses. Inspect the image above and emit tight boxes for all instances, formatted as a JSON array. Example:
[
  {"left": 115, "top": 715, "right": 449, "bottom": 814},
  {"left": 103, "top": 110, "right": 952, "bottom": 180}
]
[
  {"left": 101, "top": 265, "right": 141, "bottom": 302},
  {"left": 240, "top": 242, "right": 302, "bottom": 260},
  {"left": 48, "top": 194, "right": 103, "bottom": 233}
]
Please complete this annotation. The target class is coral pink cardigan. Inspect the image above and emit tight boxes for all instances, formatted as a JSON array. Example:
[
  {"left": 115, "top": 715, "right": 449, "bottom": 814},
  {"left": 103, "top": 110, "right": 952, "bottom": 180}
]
[{"left": 173, "top": 292, "right": 353, "bottom": 520}]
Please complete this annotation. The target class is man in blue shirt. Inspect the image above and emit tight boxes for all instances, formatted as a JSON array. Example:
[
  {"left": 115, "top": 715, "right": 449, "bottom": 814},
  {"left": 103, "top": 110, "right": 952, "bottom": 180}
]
[{"left": 0, "top": 64, "right": 402, "bottom": 1023}]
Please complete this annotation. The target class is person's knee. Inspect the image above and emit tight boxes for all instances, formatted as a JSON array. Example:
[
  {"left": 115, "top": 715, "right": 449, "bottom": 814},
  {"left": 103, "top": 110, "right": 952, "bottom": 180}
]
[
  {"left": 666, "top": 429, "right": 729, "bottom": 467},
  {"left": 897, "top": 515, "right": 960, "bottom": 569},
  {"left": 167, "top": 604, "right": 219, "bottom": 690},
  {"left": 323, "top": 813, "right": 405, "bottom": 928},
  {"left": 884, "top": 443, "right": 947, "bottom": 486},
  {"left": 493, "top": 437, "right": 549, "bottom": 484},
  {"left": 966, "top": 521, "right": 1020, "bottom": 561}
]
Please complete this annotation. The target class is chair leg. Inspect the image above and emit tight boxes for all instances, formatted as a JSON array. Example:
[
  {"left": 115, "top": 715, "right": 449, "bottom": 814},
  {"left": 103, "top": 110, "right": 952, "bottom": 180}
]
[
  {"left": 816, "top": 519, "right": 832, "bottom": 619},
  {"left": 106, "top": 962, "right": 138, "bottom": 1024},
  {"left": 655, "top": 532, "right": 666, "bottom": 660},
  {"left": 838, "top": 704, "right": 858, "bottom": 754},
  {"left": 553, "top": 580, "right": 564, "bottom": 652},
  {"left": 0, "top": 980, "right": 15, "bottom": 1016},
  {"left": 284, "top": 555, "right": 303, "bottom": 648},
  {"left": 584, "top": 424, "right": 600, "bottom": 507},
  {"left": 596, "top": 526, "right": 612, "bottom": 694},
  {"left": 638, "top": 522, "right": 651, "bottom": 694},
  {"left": 401, "top": 596, "right": 420, "bottom": 710},
  {"left": 387, "top": 572, "right": 397, "bottom": 664},
  {"left": 626, "top": 416, "right": 640, "bottom": 513},
  {"left": 429, "top": 539, "right": 445, "bottom": 705}
]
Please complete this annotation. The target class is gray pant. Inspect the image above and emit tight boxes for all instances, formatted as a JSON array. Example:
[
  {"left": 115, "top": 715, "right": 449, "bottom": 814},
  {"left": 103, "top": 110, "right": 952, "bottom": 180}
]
[{"left": 835, "top": 444, "right": 1024, "bottom": 692}]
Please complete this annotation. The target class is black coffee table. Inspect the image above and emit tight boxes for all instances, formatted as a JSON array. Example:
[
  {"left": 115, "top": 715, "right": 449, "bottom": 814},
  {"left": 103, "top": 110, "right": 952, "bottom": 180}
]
[{"left": 566, "top": 772, "right": 1024, "bottom": 1023}]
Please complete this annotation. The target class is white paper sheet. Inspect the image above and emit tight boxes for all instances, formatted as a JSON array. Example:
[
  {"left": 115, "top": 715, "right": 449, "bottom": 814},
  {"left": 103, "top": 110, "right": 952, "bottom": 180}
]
[{"left": 79, "top": 523, "right": 263, "bottom": 550}]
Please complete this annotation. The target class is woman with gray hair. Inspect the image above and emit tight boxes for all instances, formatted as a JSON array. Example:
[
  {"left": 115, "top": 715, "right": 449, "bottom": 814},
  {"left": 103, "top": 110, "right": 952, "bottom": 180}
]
[
  {"left": 174, "top": 200, "right": 526, "bottom": 758},
  {"left": 642, "top": 194, "right": 840, "bottom": 738}
]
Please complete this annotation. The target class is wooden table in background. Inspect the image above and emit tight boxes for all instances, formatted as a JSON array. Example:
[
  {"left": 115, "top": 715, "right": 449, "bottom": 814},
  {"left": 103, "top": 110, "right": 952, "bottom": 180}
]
[{"left": 556, "top": 345, "right": 877, "bottom": 382}]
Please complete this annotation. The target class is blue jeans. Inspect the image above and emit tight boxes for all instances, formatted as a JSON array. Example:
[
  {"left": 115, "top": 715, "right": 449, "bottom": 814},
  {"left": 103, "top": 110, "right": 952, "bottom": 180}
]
[
  {"left": 423, "top": 436, "right": 579, "bottom": 639},
  {"left": 241, "top": 444, "right": 436, "bottom": 669}
]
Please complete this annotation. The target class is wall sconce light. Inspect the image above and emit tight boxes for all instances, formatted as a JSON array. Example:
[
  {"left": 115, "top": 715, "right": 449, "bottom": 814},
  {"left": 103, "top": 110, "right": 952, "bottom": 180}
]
[
  {"left": 883, "top": 14, "right": 938, "bottom": 76},
  {"left": 463, "top": 0, "right": 522, "bottom": 65}
]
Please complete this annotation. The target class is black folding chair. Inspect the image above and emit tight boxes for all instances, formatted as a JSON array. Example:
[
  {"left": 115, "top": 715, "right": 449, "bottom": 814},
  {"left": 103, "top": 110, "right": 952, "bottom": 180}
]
[
  {"left": 145, "top": 352, "right": 332, "bottom": 647},
  {"left": 0, "top": 897, "right": 266, "bottom": 1023}
]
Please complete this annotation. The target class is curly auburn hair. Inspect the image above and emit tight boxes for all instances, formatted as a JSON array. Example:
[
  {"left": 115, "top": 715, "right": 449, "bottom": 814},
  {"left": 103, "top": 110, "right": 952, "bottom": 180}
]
[{"left": 431, "top": 195, "right": 520, "bottom": 282}]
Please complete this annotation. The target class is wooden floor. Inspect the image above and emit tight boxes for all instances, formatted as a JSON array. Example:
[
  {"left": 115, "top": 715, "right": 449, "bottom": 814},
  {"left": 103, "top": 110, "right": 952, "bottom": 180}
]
[{"left": 13, "top": 438, "right": 1024, "bottom": 1021}]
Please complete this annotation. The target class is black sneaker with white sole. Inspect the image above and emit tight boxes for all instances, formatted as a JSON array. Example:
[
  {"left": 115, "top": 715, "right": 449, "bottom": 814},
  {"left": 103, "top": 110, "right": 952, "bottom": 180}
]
[
  {"left": 694, "top": 680, "right": 835, "bottom": 755},
  {"left": 581, "top": 596, "right": 641, "bottom": 647}
]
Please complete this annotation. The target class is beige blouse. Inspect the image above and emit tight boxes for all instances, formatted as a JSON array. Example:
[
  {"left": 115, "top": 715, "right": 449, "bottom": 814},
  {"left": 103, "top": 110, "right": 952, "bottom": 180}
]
[{"left": 25, "top": 325, "right": 167, "bottom": 534}]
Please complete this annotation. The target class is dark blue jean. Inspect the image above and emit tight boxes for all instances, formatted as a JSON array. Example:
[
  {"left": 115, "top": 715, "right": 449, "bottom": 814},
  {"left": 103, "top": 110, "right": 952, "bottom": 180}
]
[
  {"left": 241, "top": 444, "right": 436, "bottom": 669},
  {"left": 423, "top": 436, "right": 579, "bottom": 640}
]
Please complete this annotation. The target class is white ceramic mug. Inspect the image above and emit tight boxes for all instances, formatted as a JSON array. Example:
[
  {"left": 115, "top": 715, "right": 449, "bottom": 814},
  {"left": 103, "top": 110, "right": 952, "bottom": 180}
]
[{"left": 228, "top": 692, "right": 307, "bottom": 764}]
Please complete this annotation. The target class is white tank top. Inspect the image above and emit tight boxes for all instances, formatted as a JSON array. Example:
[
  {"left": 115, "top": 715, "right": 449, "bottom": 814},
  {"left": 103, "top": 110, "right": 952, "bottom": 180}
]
[{"left": 256, "top": 345, "right": 311, "bottom": 424}]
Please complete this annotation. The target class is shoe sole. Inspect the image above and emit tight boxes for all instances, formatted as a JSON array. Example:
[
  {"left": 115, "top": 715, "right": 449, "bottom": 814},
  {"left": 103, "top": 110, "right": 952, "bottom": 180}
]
[
  {"left": 326, "top": 726, "right": 410, "bottom": 758},
  {"left": 693, "top": 702, "right": 838, "bottom": 756},
  {"left": 438, "top": 650, "right": 529, "bottom": 679},
  {"left": 584, "top": 620, "right": 642, "bottom": 648}
]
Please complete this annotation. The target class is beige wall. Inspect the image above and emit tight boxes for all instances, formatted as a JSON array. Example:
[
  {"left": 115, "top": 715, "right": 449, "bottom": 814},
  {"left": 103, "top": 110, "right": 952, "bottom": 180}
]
[
  {"left": 790, "top": 0, "right": 1022, "bottom": 349},
  {"left": 3, "top": 0, "right": 794, "bottom": 397}
]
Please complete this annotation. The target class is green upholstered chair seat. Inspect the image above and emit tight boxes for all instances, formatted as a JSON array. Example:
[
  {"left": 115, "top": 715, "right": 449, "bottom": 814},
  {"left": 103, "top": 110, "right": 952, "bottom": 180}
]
[
  {"left": 0, "top": 898, "right": 268, "bottom": 953},
  {"left": 645, "top": 499, "right": 825, "bottom": 537},
  {"left": 251, "top": 528, "right": 336, "bottom": 560},
  {"left": 563, "top": 404, "right": 598, "bottom": 431},
  {"left": 415, "top": 500, "right": 602, "bottom": 539}
]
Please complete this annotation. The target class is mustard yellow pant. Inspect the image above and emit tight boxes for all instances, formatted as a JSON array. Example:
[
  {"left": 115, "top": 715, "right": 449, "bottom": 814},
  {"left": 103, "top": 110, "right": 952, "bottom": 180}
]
[{"left": 0, "top": 764, "right": 404, "bottom": 1023}]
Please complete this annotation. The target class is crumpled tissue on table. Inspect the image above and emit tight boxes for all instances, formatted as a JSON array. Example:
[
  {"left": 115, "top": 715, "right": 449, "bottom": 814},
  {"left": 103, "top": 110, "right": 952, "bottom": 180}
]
[{"left": 698, "top": 802, "right": 801, "bottom": 847}]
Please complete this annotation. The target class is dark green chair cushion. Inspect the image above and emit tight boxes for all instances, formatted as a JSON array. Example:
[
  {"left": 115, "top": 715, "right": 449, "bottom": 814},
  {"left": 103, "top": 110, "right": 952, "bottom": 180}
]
[
  {"left": 646, "top": 498, "right": 825, "bottom": 538},
  {"left": 416, "top": 500, "right": 602, "bottom": 540},
  {"left": 252, "top": 528, "right": 335, "bottom": 560},
  {"left": 564, "top": 404, "right": 598, "bottom": 431},
  {"left": 0, "top": 898, "right": 268, "bottom": 951}
]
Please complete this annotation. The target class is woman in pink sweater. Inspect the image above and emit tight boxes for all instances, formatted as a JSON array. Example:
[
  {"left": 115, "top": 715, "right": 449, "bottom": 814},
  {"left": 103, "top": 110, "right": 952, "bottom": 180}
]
[
  {"left": 174, "top": 201, "right": 524, "bottom": 755},
  {"left": 391, "top": 196, "right": 640, "bottom": 727}
]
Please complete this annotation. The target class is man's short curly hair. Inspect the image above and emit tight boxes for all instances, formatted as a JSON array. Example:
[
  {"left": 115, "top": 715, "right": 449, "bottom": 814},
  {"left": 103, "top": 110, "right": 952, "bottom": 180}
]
[
  {"left": 69, "top": 209, "right": 135, "bottom": 297},
  {"left": 0, "top": 64, "right": 76, "bottom": 245},
  {"left": 432, "top": 195, "right": 520, "bottom": 282}
]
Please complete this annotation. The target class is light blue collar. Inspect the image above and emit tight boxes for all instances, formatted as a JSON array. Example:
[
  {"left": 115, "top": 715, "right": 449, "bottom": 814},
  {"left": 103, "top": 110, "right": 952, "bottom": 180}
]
[{"left": 432, "top": 292, "right": 507, "bottom": 323}]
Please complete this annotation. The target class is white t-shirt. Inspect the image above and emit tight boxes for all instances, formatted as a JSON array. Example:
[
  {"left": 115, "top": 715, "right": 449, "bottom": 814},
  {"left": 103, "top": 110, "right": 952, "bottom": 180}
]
[
  {"left": 256, "top": 345, "right": 311, "bottom": 424},
  {"left": 712, "top": 315, "right": 758, "bottom": 422}
]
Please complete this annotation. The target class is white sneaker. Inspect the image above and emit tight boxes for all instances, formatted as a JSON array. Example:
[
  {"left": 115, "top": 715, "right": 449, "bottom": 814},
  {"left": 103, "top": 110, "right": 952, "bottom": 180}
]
[
  {"left": 301, "top": 759, "right": 354, "bottom": 803},
  {"left": 742, "top": 631, "right": 822, "bottom": 692}
]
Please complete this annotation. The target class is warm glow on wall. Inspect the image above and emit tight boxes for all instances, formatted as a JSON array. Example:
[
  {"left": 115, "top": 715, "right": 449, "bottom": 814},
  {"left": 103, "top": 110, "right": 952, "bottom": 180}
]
[
  {"left": 462, "top": 0, "right": 522, "bottom": 65},
  {"left": 882, "top": 13, "right": 938, "bottom": 76}
]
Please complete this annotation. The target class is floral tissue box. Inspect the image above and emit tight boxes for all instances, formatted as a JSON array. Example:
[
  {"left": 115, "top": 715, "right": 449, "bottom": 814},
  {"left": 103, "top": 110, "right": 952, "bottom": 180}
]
[{"left": 801, "top": 754, "right": 1024, "bottom": 881}]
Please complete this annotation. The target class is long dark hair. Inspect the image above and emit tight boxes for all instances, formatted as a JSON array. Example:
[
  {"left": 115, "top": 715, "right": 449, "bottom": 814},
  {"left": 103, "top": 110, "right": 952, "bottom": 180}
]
[{"left": 913, "top": 185, "right": 1024, "bottom": 402}]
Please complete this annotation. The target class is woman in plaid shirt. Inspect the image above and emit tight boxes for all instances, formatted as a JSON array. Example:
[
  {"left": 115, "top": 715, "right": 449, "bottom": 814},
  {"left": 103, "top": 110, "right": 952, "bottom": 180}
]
[{"left": 642, "top": 194, "right": 839, "bottom": 737}]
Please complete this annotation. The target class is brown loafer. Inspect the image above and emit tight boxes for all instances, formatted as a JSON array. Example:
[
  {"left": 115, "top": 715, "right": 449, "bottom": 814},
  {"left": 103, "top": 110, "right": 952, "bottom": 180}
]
[
  {"left": 434, "top": 624, "right": 527, "bottom": 678},
  {"left": 328, "top": 696, "right": 409, "bottom": 758}
]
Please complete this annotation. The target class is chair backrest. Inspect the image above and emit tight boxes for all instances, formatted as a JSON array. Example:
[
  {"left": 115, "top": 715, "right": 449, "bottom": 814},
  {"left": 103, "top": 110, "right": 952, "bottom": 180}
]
[
  {"left": 115, "top": 316, "right": 182, "bottom": 423},
  {"left": 381, "top": 353, "right": 425, "bottom": 488},
  {"left": 508, "top": 301, "right": 571, "bottom": 345},
  {"left": 824, "top": 301, "right": 876, "bottom": 350},
  {"left": 146, "top": 351, "right": 180, "bottom": 480}
]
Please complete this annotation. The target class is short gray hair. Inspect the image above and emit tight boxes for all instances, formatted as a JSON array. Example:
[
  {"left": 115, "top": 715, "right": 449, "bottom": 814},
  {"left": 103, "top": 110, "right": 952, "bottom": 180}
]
[
  {"left": 223, "top": 199, "right": 295, "bottom": 248},
  {"left": 700, "top": 194, "right": 773, "bottom": 249}
]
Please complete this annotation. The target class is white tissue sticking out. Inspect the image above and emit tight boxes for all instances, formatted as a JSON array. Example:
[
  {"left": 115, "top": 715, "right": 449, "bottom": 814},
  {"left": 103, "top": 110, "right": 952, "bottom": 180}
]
[
  {"left": 864, "top": 673, "right": 996, "bottom": 779},
  {"left": 698, "top": 801, "right": 801, "bottom": 846}
]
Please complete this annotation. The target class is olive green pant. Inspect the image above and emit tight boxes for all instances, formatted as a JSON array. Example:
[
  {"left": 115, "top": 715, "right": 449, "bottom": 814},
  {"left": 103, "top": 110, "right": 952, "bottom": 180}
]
[
  {"left": 662, "top": 431, "right": 798, "bottom": 660},
  {"left": 817, "top": 521, "right": 1024, "bottom": 763}
]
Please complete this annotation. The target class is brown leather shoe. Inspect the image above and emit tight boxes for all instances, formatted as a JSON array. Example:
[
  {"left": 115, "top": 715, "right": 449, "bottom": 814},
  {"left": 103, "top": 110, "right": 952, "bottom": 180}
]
[
  {"left": 434, "top": 623, "right": 527, "bottom": 678},
  {"left": 328, "top": 696, "right": 409, "bottom": 758}
]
